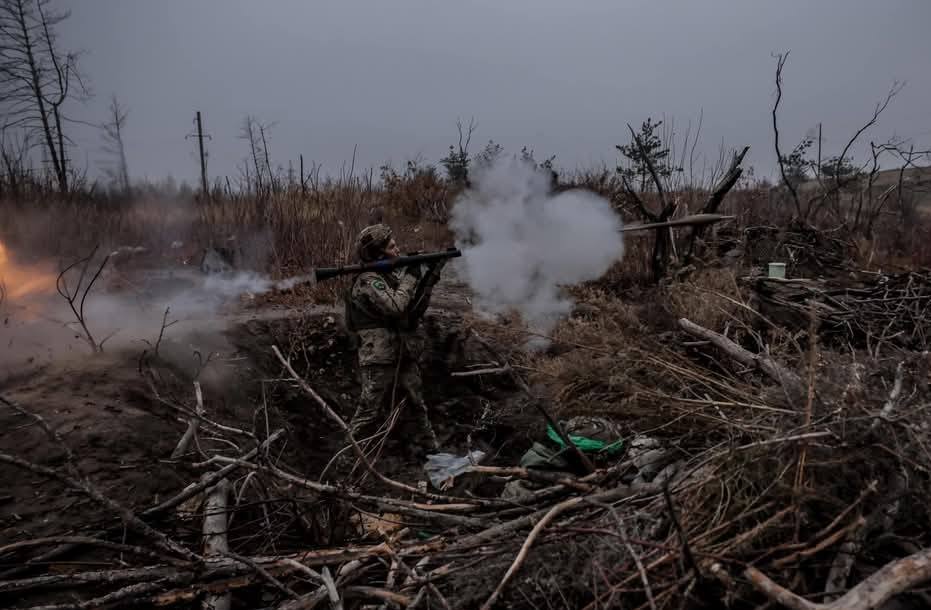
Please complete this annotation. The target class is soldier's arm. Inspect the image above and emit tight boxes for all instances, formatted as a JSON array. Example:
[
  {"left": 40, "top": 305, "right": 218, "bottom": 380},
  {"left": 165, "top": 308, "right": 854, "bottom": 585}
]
[{"left": 357, "top": 272, "right": 419, "bottom": 318}]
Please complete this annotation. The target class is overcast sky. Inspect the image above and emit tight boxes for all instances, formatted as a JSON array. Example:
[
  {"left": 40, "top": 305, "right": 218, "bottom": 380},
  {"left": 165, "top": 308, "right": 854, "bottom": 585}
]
[{"left": 58, "top": 0, "right": 931, "bottom": 187}]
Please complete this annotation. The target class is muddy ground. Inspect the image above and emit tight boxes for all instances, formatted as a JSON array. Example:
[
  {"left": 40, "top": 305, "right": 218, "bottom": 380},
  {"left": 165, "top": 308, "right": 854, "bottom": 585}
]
[{"left": 0, "top": 261, "right": 538, "bottom": 600}]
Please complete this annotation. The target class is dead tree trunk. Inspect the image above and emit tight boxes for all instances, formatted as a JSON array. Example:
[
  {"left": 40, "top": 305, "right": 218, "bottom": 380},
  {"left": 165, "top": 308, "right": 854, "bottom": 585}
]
[
  {"left": 0, "top": 0, "right": 88, "bottom": 195},
  {"left": 684, "top": 145, "right": 750, "bottom": 262},
  {"left": 623, "top": 138, "right": 749, "bottom": 281},
  {"left": 102, "top": 96, "right": 131, "bottom": 192}
]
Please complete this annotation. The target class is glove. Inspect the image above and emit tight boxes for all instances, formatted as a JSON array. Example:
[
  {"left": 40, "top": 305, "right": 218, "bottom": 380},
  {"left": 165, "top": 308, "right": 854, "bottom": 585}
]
[
  {"left": 404, "top": 264, "right": 423, "bottom": 280},
  {"left": 424, "top": 260, "right": 446, "bottom": 287}
]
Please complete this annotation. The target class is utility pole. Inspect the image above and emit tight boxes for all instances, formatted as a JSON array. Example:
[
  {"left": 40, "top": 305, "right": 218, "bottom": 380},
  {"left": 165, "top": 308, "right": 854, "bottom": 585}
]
[
  {"left": 299, "top": 154, "right": 306, "bottom": 196},
  {"left": 186, "top": 111, "right": 212, "bottom": 196},
  {"left": 817, "top": 122, "right": 822, "bottom": 178}
]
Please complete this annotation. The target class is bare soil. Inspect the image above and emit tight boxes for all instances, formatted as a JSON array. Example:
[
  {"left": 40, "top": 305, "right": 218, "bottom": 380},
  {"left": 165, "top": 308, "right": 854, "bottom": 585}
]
[{"left": 0, "top": 262, "right": 530, "bottom": 593}]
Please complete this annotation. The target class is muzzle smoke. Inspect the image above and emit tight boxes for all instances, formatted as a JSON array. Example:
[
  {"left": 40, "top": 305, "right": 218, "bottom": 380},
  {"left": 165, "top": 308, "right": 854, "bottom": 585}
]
[
  {"left": 449, "top": 156, "right": 624, "bottom": 339},
  {"left": 0, "top": 252, "right": 294, "bottom": 378}
]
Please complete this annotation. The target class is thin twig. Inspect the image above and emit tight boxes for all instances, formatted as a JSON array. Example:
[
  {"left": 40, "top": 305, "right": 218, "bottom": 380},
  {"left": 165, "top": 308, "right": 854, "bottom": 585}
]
[{"left": 480, "top": 496, "right": 584, "bottom": 610}]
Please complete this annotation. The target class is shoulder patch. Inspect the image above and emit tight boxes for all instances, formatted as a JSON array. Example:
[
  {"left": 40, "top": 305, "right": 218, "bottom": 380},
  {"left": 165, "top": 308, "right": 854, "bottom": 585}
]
[{"left": 371, "top": 279, "right": 387, "bottom": 291}]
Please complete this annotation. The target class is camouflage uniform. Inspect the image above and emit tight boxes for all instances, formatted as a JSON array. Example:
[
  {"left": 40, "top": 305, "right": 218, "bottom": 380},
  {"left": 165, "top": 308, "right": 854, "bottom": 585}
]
[{"left": 344, "top": 224, "right": 441, "bottom": 451}]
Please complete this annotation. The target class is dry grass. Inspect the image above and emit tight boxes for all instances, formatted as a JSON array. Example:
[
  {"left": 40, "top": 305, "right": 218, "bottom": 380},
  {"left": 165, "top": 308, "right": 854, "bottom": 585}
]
[
  {"left": 663, "top": 267, "right": 747, "bottom": 331},
  {"left": 6, "top": 161, "right": 931, "bottom": 609},
  {"left": 0, "top": 174, "right": 453, "bottom": 307}
]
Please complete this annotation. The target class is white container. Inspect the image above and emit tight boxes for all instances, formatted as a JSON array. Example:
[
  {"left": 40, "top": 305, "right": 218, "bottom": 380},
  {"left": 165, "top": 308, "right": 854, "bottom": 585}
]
[{"left": 768, "top": 262, "right": 786, "bottom": 279}]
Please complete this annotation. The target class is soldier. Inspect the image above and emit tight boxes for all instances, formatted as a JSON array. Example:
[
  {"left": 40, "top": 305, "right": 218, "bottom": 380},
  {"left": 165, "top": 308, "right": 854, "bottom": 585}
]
[{"left": 344, "top": 223, "right": 446, "bottom": 456}]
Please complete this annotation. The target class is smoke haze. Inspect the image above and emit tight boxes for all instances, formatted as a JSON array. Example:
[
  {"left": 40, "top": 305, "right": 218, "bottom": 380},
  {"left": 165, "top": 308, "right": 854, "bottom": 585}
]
[
  {"left": 0, "top": 257, "right": 296, "bottom": 379},
  {"left": 449, "top": 156, "right": 624, "bottom": 338}
]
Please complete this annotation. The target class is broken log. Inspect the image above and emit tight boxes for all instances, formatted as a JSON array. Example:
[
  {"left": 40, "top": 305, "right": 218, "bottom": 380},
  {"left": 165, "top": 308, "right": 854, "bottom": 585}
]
[
  {"left": 747, "top": 544, "right": 931, "bottom": 610},
  {"left": 0, "top": 542, "right": 440, "bottom": 596},
  {"left": 203, "top": 478, "right": 231, "bottom": 610},
  {"left": 0, "top": 430, "right": 285, "bottom": 581},
  {"left": 677, "top": 317, "right": 803, "bottom": 391},
  {"left": 685, "top": 145, "right": 751, "bottom": 261}
]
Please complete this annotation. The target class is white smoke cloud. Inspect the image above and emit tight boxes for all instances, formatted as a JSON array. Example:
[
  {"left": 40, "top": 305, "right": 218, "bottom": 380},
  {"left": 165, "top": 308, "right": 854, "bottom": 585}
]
[
  {"left": 0, "top": 264, "right": 298, "bottom": 378},
  {"left": 449, "top": 156, "right": 624, "bottom": 339}
]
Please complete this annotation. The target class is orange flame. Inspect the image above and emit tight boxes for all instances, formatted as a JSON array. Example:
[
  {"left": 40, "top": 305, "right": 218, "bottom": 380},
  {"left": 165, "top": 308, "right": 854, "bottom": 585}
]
[{"left": 0, "top": 241, "right": 58, "bottom": 300}]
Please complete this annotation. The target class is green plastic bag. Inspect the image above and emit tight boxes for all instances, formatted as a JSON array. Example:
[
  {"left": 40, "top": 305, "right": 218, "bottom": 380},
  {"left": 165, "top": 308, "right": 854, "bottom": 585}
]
[{"left": 545, "top": 424, "right": 624, "bottom": 455}]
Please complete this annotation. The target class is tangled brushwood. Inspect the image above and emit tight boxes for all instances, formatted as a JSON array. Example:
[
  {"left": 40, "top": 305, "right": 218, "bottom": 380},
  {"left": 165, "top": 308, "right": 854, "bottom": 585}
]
[
  {"left": 5, "top": 27, "right": 931, "bottom": 607},
  {"left": 4, "top": 223, "right": 931, "bottom": 610}
]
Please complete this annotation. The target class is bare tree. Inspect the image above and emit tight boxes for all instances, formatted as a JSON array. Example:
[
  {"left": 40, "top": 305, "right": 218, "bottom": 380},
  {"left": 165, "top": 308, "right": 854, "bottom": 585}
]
[
  {"left": 772, "top": 51, "right": 908, "bottom": 226},
  {"left": 440, "top": 117, "right": 476, "bottom": 185},
  {"left": 772, "top": 51, "right": 804, "bottom": 220},
  {"left": 890, "top": 144, "right": 931, "bottom": 228},
  {"left": 239, "top": 115, "right": 277, "bottom": 194},
  {"left": 100, "top": 95, "right": 130, "bottom": 193},
  {"left": 0, "top": 127, "right": 32, "bottom": 196},
  {"left": 240, "top": 116, "right": 262, "bottom": 193},
  {"left": 258, "top": 122, "right": 277, "bottom": 192},
  {"left": 0, "top": 0, "right": 88, "bottom": 194}
]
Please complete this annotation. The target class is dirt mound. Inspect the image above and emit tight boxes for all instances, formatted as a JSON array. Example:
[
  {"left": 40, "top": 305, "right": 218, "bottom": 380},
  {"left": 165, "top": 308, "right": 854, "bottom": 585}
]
[
  {"left": 1, "top": 298, "right": 532, "bottom": 602},
  {"left": 0, "top": 352, "right": 188, "bottom": 547},
  {"left": 225, "top": 308, "right": 531, "bottom": 475}
]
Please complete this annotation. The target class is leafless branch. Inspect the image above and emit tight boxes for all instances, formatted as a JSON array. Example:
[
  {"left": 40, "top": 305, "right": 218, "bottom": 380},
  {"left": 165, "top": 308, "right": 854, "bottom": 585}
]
[
  {"left": 772, "top": 51, "right": 803, "bottom": 218},
  {"left": 0, "top": 451, "right": 200, "bottom": 562},
  {"left": 55, "top": 244, "right": 110, "bottom": 352},
  {"left": 747, "top": 545, "right": 931, "bottom": 610}
]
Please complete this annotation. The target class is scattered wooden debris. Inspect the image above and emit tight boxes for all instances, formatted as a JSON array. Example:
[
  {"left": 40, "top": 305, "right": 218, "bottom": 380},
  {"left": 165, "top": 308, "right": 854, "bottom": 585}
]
[{"left": 746, "top": 269, "right": 931, "bottom": 351}]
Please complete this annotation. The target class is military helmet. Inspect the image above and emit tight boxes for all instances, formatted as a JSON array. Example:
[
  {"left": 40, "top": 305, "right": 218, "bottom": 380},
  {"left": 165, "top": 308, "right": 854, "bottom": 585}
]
[
  {"left": 356, "top": 223, "right": 393, "bottom": 262},
  {"left": 561, "top": 416, "right": 624, "bottom": 446}
]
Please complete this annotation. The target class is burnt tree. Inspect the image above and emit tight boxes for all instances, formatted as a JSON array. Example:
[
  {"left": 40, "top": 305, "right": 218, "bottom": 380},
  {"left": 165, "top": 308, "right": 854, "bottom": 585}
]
[{"left": 0, "top": 0, "right": 87, "bottom": 194}]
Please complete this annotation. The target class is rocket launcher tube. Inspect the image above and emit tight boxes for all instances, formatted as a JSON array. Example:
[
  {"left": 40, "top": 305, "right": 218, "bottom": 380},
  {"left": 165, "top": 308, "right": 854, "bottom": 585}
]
[
  {"left": 313, "top": 247, "right": 461, "bottom": 281},
  {"left": 273, "top": 247, "right": 462, "bottom": 290}
]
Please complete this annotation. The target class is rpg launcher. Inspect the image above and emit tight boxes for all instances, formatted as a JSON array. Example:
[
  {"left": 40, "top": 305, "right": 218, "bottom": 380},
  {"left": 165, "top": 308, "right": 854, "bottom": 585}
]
[
  {"left": 275, "top": 247, "right": 461, "bottom": 289},
  {"left": 315, "top": 247, "right": 461, "bottom": 281}
]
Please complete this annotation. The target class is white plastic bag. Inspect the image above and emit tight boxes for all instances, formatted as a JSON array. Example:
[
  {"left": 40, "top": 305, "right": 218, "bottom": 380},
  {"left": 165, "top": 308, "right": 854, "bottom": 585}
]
[{"left": 423, "top": 450, "right": 486, "bottom": 490}]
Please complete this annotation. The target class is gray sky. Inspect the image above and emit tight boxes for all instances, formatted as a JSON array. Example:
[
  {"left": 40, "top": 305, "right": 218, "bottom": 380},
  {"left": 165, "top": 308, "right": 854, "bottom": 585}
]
[{"left": 59, "top": 0, "right": 931, "bottom": 187}]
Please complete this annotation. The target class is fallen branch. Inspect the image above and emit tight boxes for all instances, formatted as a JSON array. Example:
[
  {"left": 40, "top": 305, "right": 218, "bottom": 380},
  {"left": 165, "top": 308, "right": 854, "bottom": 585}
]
[
  {"left": 747, "top": 545, "right": 931, "bottom": 610},
  {"left": 0, "top": 536, "right": 181, "bottom": 565},
  {"left": 203, "top": 478, "right": 231, "bottom": 610},
  {"left": 223, "top": 550, "right": 300, "bottom": 601},
  {"left": 0, "top": 542, "right": 436, "bottom": 595},
  {"left": 320, "top": 566, "right": 342, "bottom": 610},
  {"left": 0, "top": 452, "right": 200, "bottom": 563},
  {"left": 172, "top": 381, "right": 206, "bottom": 459},
  {"left": 825, "top": 475, "right": 904, "bottom": 601},
  {"left": 277, "top": 559, "right": 366, "bottom": 610},
  {"left": 588, "top": 498, "right": 657, "bottom": 610},
  {"left": 209, "top": 456, "right": 489, "bottom": 528},
  {"left": 0, "top": 395, "right": 74, "bottom": 462},
  {"left": 662, "top": 481, "right": 700, "bottom": 579},
  {"left": 451, "top": 480, "right": 660, "bottom": 553},
  {"left": 469, "top": 465, "right": 596, "bottom": 493},
  {"left": 171, "top": 381, "right": 205, "bottom": 460},
  {"left": 480, "top": 496, "right": 584, "bottom": 610},
  {"left": 22, "top": 582, "right": 167, "bottom": 610},
  {"left": 0, "top": 431, "right": 284, "bottom": 580},
  {"left": 870, "top": 361, "right": 905, "bottom": 430},
  {"left": 678, "top": 317, "right": 803, "bottom": 390},
  {"left": 343, "top": 586, "right": 412, "bottom": 606},
  {"left": 450, "top": 366, "right": 510, "bottom": 377}
]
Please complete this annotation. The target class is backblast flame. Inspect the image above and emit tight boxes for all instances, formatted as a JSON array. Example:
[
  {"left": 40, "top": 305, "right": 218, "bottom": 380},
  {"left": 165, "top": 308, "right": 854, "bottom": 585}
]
[{"left": 0, "top": 241, "right": 58, "bottom": 301}]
